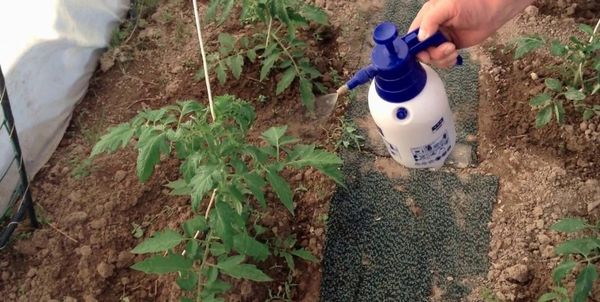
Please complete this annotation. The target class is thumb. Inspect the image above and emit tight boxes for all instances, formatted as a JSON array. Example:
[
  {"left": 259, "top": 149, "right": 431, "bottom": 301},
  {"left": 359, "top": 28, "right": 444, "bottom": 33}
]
[{"left": 417, "top": 0, "right": 454, "bottom": 41}]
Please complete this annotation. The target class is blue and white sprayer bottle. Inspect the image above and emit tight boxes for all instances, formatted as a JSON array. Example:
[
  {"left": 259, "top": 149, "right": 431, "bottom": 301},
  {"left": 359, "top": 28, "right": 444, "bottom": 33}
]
[{"left": 343, "top": 22, "right": 462, "bottom": 169}]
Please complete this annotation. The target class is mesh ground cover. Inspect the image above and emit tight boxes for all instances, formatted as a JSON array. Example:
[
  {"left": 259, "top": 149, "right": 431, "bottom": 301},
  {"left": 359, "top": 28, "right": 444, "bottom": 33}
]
[{"left": 321, "top": 1, "right": 498, "bottom": 301}]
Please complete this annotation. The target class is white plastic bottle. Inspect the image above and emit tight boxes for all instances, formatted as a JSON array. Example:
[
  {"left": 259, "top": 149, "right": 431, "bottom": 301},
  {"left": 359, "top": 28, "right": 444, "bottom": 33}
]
[{"left": 345, "top": 22, "right": 460, "bottom": 169}]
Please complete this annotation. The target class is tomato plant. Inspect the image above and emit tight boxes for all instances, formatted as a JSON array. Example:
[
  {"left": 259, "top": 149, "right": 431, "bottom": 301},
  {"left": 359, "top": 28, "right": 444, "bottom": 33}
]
[
  {"left": 91, "top": 95, "right": 343, "bottom": 301},
  {"left": 515, "top": 20, "right": 600, "bottom": 128},
  {"left": 538, "top": 217, "right": 599, "bottom": 302},
  {"left": 196, "top": 0, "right": 330, "bottom": 111}
]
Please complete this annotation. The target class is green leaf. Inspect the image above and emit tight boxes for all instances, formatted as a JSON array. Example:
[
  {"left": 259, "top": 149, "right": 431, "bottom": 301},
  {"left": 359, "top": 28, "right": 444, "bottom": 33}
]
[
  {"left": 266, "top": 169, "right": 294, "bottom": 214},
  {"left": 545, "top": 78, "right": 562, "bottom": 91},
  {"left": 132, "top": 229, "right": 185, "bottom": 254},
  {"left": 216, "top": 255, "right": 245, "bottom": 271},
  {"left": 315, "top": 165, "right": 345, "bottom": 186},
  {"left": 243, "top": 172, "right": 267, "bottom": 208},
  {"left": 260, "top": 52, "right": 280, "bottom": 81},
  {"left": 179, "top": 100, "right": 204, "bottom": 116},
  {"left": 535, "top": 106, "right": 553, "bottom": 128},
  {"left": 218, "top": 33, "right": 235, "bottom": 55},
  {"left": 530, "top": 93, "right": 552, "bottom": 107},
  {"left": 573, "top": 264, "right": 598, "bottom": 302},
  {"left": 554, "top": 101, "right": 565, "bottom": 125},
  {"left": 579, "top": 24, "right": 594, "bottom": 35},
  {"left": 538, "top": 292, "right": 559, "bottom": 302},
  {"left": 514, "top": 36, "right": 544, "bottom": 59},
  {"left": 182, "top": 215, "right": 208, "bottom": 237},
  {"left": 291, "top": 248, "right": 317, "bottom": 262},
  {"left": 136, "top": 129, "right": 169, "bottom": 182},
  {"left": 194, "top": 68, "right": 206, "bottom": 81},
  {"left": 276, "top": 67, "right": 297, "bottom": 95},
  {"left": 212, "top": 202, "right": 244, "bottom": 249},
  {"left": 288, "top": 144, "right": 343, "bottom": 168},
  {"left": 229, "top": 55, "right": 244, "bottom": 80},
  {"left": 300, "top": 78, "right": 315, "bottom": 111},
  {"left": 261, "top": 126, "right": 287, "bottom": 148},
  {"left": 220, "top": 0, "right": 235, "bottom": 24},
  {"left": 247, "top": 49, "right": 257, "bottom": 62},
  {"left": 555, "top": 237, "right": 600, "bottom": 257},
  {"left": 565, "top": 88, "right": 586, "bottom": 101},
  {"left": 282, "top": 252, "right": 295, "bottom": 270},
  {"left": 233, "top": 233, "right": 270, "bottom": 261},
  {"left": 216, "top": 61, "right": 227, "bottom": 84},
  {"left": 592, "top": 83, "right": 600, "bottom": 95},
  {"left": 184, "top": 240, "right": 201, "bottom": 260},
  {"left": 220, "top": 263, "right": 272, "bottom": 282},
  {"left": 552, "top": 260, "right": 577, "bottom": 285},
  {"left": 210, "top": 242, "right": 229, "bottom": 256},
  {"left": 190, "top": 168, "right": 215, "bottom": 211},
  {"left": 239, "top": 36, "right": 250, "bottom": 48},
  {"left": 176, "top": 270, "right": 198, "bottom": 291},
  {"left": 550, "top": 40, "right": 567, "bottom": 56},
  {"left": 91, "top": 124, "right": 135, "bottom": 157},
  {"left": 300, "top": 5, "right": 328, "bottom": 25},
  {"left": 583, "top": 109, "right": 595, "bottom": 120},
  {"left": 203, "top": 279, "right": 231, "bottom": 298},
  {"left": 131, "top": 253, "right": 192, "bottom": 274},
  {"left": 165, "top": 179, "right": 191, "bottom": 196},
  {"left": 551, "top": 218, "right": 589, "bottom": 233},
  {"left": 274, "top": 0, "right": 291, "bottom": 24},
  {"left": 205, "top": 0, "right": 219, "bottom": 21}
]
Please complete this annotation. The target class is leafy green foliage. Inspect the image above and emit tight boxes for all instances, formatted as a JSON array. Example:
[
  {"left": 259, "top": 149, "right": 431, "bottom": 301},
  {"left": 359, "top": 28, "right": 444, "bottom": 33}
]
[
  {"left": 198, "top": 0, "right": 330, "bottom": 111},
  {"left": 516, "top": 23, "right": 600, "bottom": 127},
  {"left": 92, "top": 96, "right": 343, "bottom": 300},
  {"left": 332, "top": 118, "right": 365, "bottom": 151},
  {"left": 539, "top": 217, "right": 600, "bottom": 302}
]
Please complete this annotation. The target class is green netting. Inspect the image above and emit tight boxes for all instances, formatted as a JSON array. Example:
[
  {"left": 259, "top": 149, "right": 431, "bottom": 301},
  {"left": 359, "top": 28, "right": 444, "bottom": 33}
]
[{"left": 321, "top": 1, "right": 498, "bottom": 300}]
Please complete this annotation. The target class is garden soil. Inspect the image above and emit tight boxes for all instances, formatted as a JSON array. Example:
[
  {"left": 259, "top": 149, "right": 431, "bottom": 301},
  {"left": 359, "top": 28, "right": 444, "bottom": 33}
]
[
  {"left": 0, "top": 0, "right": 369, "bottom": 301},
  {"left": 1, "top": 0, "right": 599, "bottom": 301}
]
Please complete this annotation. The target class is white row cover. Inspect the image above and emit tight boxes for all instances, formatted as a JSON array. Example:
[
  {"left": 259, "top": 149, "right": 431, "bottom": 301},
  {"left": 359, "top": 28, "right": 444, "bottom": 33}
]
[{"left": 0, "top": 0, "right": 129, "bottom": 213}]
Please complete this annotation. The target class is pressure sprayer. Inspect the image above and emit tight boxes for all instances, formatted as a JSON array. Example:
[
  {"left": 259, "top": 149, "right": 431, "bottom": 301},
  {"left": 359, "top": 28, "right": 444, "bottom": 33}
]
[{"left": 341, "top": 22, "right": 462, "bottom": 169}]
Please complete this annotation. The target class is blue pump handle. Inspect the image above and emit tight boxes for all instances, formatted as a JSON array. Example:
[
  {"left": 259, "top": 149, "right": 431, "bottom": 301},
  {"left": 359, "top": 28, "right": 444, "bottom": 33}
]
[
  {"left": 403, "top": 28, "right": 463, "bottom": 65},
  {"left": 343, "top": 23, "right": 464, "bottom": 92}
]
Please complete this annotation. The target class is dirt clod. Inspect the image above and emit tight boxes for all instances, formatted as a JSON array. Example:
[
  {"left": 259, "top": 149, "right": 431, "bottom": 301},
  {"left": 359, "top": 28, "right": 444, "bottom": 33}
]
[
  {"left": 504, "top": 264, "right": 531, "bottom": 285},
  {"left": 96, "top": 262, "right": 114, "bottom": 279},
  {"left": 65, "top": 211, "right": 88, "bottom": 224}
]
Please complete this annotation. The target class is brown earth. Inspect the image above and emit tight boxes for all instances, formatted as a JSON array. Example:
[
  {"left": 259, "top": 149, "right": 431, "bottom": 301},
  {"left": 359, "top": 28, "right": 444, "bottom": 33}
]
[
  {"left": 1, "top": 0, "right": 599, "bottom": 301},
  {"left": 468, "top": 1, "right": 600, "bottom": 300},
  {"left": 0, "top": 0, "right": 370, "bottom": 301}
]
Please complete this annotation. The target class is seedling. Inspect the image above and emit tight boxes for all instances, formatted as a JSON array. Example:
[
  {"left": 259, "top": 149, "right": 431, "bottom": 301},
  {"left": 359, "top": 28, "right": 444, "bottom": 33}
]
[
  {"left": 91, "top": 96, "right": 343, "bottom": 300},
  {"left": 514, "top": 20, "right": 600, "bottom": 128},
  {"left": 334, "top": 118, "right": 364, "bottom": 151},
  {"left": 538, "top": 217, "right": 599, "bottom": 302}
]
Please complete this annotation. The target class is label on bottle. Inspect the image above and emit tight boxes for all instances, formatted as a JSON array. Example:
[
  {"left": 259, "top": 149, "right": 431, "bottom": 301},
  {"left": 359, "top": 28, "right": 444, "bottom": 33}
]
[
  {"left": 410, "top": 131, "right": 452, "bottom": 166},
  {"left": 431, "top": 117, "right": 444, "bottom": 133}
]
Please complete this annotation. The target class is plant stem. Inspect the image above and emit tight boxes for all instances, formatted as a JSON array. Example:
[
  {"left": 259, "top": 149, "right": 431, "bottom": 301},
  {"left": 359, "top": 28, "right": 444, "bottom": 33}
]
[
  {"left": 195, "top": 189, "right": 218, "bottom": 301},
  {"left": 270, "top": 32, "right": 301, "bottom": 76},
  {"left": 577, "top": 18, "right": 600, "bottom": 90},
  {"left": 265, "top": 17, "right": 273, "bottom": 48}
]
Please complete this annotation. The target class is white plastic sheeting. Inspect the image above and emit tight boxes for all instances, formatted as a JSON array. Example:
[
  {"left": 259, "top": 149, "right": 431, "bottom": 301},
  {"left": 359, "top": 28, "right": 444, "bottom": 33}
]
[{"left": 0, "top": 0, "right": 129, "bottom": 213}]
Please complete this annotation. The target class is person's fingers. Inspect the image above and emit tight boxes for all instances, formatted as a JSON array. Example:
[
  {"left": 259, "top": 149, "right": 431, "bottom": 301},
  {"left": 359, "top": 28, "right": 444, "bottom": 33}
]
[
  {"left": 428, "top": 42, "right": 455, "bottom": 61},
  {"left": 417, "top": 0, "right": 455, "bottom": 41},
  {"left": 432, "top": 51, "right": 459, "bottom": 68},
  {"left": 416, "top": 51, "right": 431, "bottom": 64},
  {"left": 408, "top": 2, "right": 430, "bottom": 32}
]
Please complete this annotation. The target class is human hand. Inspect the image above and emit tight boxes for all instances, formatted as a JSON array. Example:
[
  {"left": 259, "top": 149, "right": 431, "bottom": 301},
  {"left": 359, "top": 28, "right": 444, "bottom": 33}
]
[{"left": 409, "top": 0, "right": 534, "bottom": 68}]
